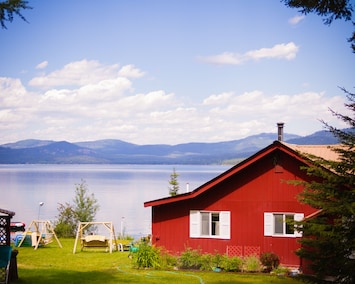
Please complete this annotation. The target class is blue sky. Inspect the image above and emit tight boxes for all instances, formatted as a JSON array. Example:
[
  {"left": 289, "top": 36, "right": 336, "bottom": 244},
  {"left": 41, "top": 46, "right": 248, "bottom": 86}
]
[{"left": 0, "top": 0, "right": 354, "bottom": 145}]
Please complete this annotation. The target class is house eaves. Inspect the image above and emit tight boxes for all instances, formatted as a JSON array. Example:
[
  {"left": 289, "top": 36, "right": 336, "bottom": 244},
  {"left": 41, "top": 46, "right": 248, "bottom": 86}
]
[{"left": 0, "top": 208, "right": 15, "bottom": 217}]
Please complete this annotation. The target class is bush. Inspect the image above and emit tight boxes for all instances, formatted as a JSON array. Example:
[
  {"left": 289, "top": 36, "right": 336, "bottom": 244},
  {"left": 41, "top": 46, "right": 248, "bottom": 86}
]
[
  {"left": 130, "top": 246, "right": 278, "bottom": 274},
  {"left": 178, "top": 249, "right": 224, "bottom": 271},
  {"left": 243, "top": 255, "right": 262, "bottom": 272},
  {"left": 177, "top": 248, "right": 245, "bottom": 272},
  {"left": 199, "top": 253, "right": 213, "bottom": 271},
  {"left": 178, "top": 247, "right": 202, "bottom": 270},
  {"left": 212, "top": 252, "right": 224, "bottom": 269},
  {"left": 54, "top": 202, "right": 76, "bottom": 238},
  {"left": 220, "top": 256, "right": 243, "bottom": 272},
  {"left": 54, "top": 221, "right": 76, "bottom": 238},
  {"left": 199, "top": 251, "right": 225, "bottom": 271},
  {"left": 132, "top": 243, "right": 161, "bottom": 269},
  {"left": 260, "top": 252, "right": 280, "bottom": 272},
  {"left": 159, "top": 250, "right": 178, "bottom": 270},
  {"left": 270, "top": 266, "right": 290, "bottom": 276}
]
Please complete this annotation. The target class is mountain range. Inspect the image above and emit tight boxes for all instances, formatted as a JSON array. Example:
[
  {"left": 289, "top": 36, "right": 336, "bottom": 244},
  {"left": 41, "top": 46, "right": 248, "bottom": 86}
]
[{"left": 0, "top": 130, "right": 339, "bottom": 164}]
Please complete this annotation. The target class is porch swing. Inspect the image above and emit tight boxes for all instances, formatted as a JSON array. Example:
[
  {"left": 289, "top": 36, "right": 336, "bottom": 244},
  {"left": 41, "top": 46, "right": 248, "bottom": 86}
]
[
  {"left": 73, "top": 221, "right": 118, "bottom": 253},
  {"left": 17, "top": 220, "right": 62, "bottom": 250}
]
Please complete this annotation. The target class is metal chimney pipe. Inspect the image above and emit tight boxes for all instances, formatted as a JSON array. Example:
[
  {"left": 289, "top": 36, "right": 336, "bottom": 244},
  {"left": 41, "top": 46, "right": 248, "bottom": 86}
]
[
  {"left": 277, "top": 122, "right": 284, "bottom": 141},
  {"left": 186, "top": 183, "right": 190, "bottom": 193}
]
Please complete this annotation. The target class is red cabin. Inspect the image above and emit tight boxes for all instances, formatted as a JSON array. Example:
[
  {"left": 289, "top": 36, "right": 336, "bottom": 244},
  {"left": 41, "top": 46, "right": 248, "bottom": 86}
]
[{"left": 145, "top": 140, "right": 338, "bottom": 269}]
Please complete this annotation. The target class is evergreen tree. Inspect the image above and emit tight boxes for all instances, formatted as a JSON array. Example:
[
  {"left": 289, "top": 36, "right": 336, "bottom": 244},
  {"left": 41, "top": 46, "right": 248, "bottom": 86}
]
[
  {"left": 295, "top": 91, "right": 355, "bottom": 283},
  {"left": 282, "top": 0, "right": 354, "bottom": 53},
  {"left": 168, "top": 168, "right": 180, "bottom": 196},
  {"left": 0, "top": 0, "right": 32, "bottom": 29},
  {"left": 281, "top": 2, "right": 354, "bottom": 281}
]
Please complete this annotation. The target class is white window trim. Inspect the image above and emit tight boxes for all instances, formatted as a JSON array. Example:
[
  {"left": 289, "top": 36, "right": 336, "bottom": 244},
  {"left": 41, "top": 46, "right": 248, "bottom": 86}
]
[
  {"left": 190, "top": 210, "right": 230, "bottom": 239},
  {"left": 264, "top": 212, "right": 304, "bottom": 238}
]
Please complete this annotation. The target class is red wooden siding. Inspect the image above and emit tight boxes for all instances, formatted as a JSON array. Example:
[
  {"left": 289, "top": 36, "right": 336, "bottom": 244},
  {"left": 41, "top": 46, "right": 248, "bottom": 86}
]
[{"left": 147, "top": 143, "right": 319, "bottom": 267}]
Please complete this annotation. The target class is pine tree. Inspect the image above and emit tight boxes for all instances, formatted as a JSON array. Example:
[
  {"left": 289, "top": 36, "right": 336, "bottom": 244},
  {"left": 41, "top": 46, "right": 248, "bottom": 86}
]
[
  {"left": 168, "top": 168, "right": 180, "bottom": 196},
  {"left": 0, "top": 0, "right": 32, "bottom": 29},
  {"left": 295, "top": 90, "right": 355, "bottom": 283},
  {"left": 282, "top": 0, "right": 354, "bottom": 53}
]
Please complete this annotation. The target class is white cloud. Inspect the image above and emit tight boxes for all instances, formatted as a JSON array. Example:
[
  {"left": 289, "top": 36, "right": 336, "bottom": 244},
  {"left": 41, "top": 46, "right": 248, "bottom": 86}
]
[
  {"left": 28, "top": 60, "right": 145, "bottom": 89},
  {"left": 197, "top": 90, "right": 348, "bottom": 140},
  {"left": 289, "top": 15, "right": 305, "bottom": 25},
  {"left": 199, "top": 42, "right": 299, "bottom": 65},
  {"left": 119, "top": 90, "right": 176, "bottom": 111},
  {"left": 118, "top": 64, "right": 145, "bottom": 78},
  {"left": 77, "top": 77, "right": 132, "bottom": 101},
  {"left": 29, "top": 59, "right": 117, "bottom": 88},
  {"left": 246, "top": 42, "right": 299, "bottom": 60},
  {"left": 36, "top": 61, "right": 49, "bottom": 69},
  {"left": 0, "top": 60, "right": 350, "bottom": 145},
  {"left": 198, "top": 52, "right": 243, "bottom": 65},
  {"left": 0, "top": 77, "right": 28, "bottom": 107},
  {"left": 202, "top": 92, "right": 233, "bottom": 105}
]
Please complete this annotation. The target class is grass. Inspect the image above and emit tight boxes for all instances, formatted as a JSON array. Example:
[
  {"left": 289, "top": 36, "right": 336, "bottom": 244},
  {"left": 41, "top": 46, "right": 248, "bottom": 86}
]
[{"left": 13, "top": 238, "right": 301, "bottom": 284}]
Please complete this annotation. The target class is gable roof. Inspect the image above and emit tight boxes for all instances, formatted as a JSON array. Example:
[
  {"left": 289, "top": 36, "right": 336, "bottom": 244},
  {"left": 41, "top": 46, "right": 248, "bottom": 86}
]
[
  {"left": 144, "top": 141, "right": 341, "bottom": 208},
  {"left": 145, "top": 140, "right": 339, "bottom": 208}
]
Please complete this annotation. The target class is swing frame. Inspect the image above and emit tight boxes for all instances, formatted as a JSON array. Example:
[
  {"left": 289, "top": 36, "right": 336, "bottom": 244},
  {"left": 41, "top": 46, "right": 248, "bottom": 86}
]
[
  {"left": 73, "top": 221, "right": 118, "bottom": 254},
  {"left": 17, "top": 220, "right": 62, "bottom": 250}
]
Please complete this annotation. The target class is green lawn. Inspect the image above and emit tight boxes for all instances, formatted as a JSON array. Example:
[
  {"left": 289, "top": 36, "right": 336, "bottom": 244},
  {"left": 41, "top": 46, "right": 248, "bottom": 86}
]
[{"left": 13, "top": 239, "right": 301, "bottom": 284}]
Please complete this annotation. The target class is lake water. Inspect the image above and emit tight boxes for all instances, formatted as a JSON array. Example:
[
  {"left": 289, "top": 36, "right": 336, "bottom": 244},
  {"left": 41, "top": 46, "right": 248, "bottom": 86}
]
[{"left": 0, "top": 164, "right": 229, "bottom": 239}]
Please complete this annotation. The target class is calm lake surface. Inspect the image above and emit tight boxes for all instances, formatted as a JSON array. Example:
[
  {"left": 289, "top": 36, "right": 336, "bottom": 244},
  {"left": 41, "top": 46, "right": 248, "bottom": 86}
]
[{"left": 0, "top": 164, "right": 229, "bottom": 238}]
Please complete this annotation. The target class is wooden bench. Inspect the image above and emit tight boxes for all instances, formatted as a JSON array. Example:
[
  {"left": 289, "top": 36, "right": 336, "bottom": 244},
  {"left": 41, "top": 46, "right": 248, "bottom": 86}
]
[{"left": 81, "top": 235, "right": 109, "bottom": 251}]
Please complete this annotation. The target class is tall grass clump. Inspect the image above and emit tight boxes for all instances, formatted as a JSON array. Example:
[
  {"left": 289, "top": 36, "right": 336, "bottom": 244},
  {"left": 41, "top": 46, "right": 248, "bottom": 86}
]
[
  {"left": 243, "top": 255, "right": 263, "bottom": 272},
  {"left": 132, "top": 243, "right": 161, "bottom": 269}
]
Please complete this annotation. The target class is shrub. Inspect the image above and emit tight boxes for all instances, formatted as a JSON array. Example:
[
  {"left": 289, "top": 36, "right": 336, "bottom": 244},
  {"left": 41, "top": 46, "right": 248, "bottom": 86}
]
[
  {"left": 260, "top": 252, "right": 280, "bottom": 272},
  {"left": 159, "top": 250, "right": 178, "bottom": 270},
  {"left": 54, "top": 202, "right": 76, "bottom": 238},
  {"left": 199, "top": 253, "right": 213, "bottom": 271},
  {"left": 243, "top": 255, "right": 262, "bottom": 272},
  {"left": 212, "top": 251, "right": 224, "bottom": 268},
  {"left": 177, "top": 248, "right": 245, "bottom": 272},
  {"left": 270, "top": 266, "right": 290, "bottom": 276},
  {"left": 199, "top": 251, "right": 225, "bottom": 271},
  {"left": 132, "top": 243, "right": 161, "bottom": 269},
  {"left": 220, "top": 256, "right": 243, "bottom": 272},
  {"left": 178, "top": 247, "right": 202, "bottom": 270}
]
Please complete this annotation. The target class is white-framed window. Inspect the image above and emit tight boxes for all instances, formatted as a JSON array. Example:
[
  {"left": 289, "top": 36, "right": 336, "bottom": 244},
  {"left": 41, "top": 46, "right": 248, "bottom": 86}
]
[
  {"left": 190, "top": 210, "right": 230, "bottom": 239},
  {"left": 264, "top": 212, "right": 304, "bottom": 237}
]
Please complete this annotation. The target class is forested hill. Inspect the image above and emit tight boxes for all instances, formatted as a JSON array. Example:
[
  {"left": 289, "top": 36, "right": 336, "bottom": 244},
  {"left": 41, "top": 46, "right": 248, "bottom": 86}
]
[{"left": 0, "top": 130, "right": 339, "bottom": 164}]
